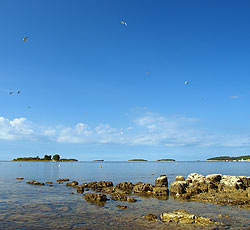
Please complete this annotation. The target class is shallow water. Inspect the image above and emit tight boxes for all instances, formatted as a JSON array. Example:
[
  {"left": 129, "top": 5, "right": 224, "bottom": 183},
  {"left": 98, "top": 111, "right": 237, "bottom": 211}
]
[{"left": 0, "top": 161, "right": 250, "bottom": 229}]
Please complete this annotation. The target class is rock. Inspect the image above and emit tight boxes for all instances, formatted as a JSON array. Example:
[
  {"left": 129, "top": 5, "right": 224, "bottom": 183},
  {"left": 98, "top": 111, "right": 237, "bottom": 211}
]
[
  {"left": 218, "top": 214, "right": 223, "bottom": 218},
  {"left": 153, "top": 187, "right": 169, "bottom": 196},
  {"left": 205, "top": 174, "right": 222, "bottom": 185},
  {"left": 16, "top": 178, "right": 24, "bottom": 180},
  {"left": 133, "top": 183, "right": 154, "bottom": 193},
  {"left": 26, "top": 180, "right": 44, "bottom": 186},
  {"left": 57, "top": 178, "right": 69, "bottom": 182},
  {"left": 143, "top": 214, "right": 158, "bottom": 221},
  {"left": 155, "top": 175, "right": 168, "bottom": 187},
  {"left": 218, "top": 175, "right": 245, "bottom": 192},
  {"left": 87, "top": 181, "right": 113, "bottom": 192},
  {"left": 160, "top": 209, "right": 215, "bottom": 225},
  {"left": 75, "top": 185, "right": 84, "bottom": 193},
  {"left": 46, "top": 181, "right": 53, "bottom": 184},
  {"left": 187, "top": 173, "right": 206, "bottom": 184},
  {"left": 170, "top": 181, "right": 188, "bottom": 195},
  {"left": 110, "top": 193, "right": 127, "bottom": 201},
  {"left": 175, "top": 176, "right": 185, "bottom": 182},
  {"left": 66, "top": 181, "right": 79, "bottom": 187},
  {"left": 83, "top": 193, "right": 108, "bottom": 202},
  {"left": 127, "top": 197, "right": 137, "bottom": 202},
  {"left": 116, "top": 205, "right": 127, "bottom": 209},
  {"left": 116, "top": 182, "right": 134, "bottom": 192}
]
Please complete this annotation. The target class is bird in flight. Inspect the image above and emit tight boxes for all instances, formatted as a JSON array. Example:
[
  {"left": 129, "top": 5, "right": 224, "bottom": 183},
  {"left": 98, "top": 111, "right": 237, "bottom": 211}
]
[
  {"left": 27, "top": 107, "right": 31, "bottom": 109},
  {"left": 9, "top": 91, "right": 14, "bottom": 95},
  {"left": 17, "top": 90, "right": 21, "bottom": 94},
  {"left": 23, "top": 37, "right": 28, "bottom": 42},
  {"left": 120, "top": 21, "right": 127, "bottom": 26},
  {"left": 185, "top": 81, "right": 189, "bottom": 85}
]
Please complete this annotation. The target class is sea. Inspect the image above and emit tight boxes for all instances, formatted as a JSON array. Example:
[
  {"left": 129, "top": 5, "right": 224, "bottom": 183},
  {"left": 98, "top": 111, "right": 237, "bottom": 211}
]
[{"left": 0, "top": 161, "right": 250, "bottom": 229}]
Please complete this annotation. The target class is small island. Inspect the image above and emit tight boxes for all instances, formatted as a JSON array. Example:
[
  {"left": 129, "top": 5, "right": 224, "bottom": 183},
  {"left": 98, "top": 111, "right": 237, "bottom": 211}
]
[
  {"left": 157, "top": 159, "right": 175, "bottom": 162},
  {"left": 207, "top": 155, "right": 250, "bottom": 162},
  {"left": 128, "top": 159, "right": 148, "bottom": 161},
  {"left": 13, "top": 154, "right": 78, "bottom": 162},
  {"left": 92, "top": 160, "right": 104, "bottom": 162}
]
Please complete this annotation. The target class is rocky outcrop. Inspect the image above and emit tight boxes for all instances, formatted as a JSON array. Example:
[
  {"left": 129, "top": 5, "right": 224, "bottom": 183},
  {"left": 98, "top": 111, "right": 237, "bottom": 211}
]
[
  {"left": 83, "top": 193, "right": 108, "bottom": 202},
  {"left": 26, "top": 180, "right": 44, "bottom": 186},
  {"left": 46, "top": 181, "right": 53, "bottom": 184},
  {"left": 160, "top": 209, "right": 219, "bottom": 225},
  {"left": 133, "top": 183, "right": 154, "bottom": 194},
  {"left": 66, "top": 181, "right": 79, "bottom": 187},
  {"left": 116, "top": 182, "right": 134, "bottom": 192},
  {"left": 16, "top": 178, "right": 24, "bottom": 180},
  {"left": 175, "top": 176, "right": 185, "bottom": 182},
  {"left": 86, "top": 181, "right": 113, "bottom": 192},
  {"left": 155, "top": 175, "right": 168, "bottom": 187},
  {"left": 170, "top": 173, "right": 250, "bottom": 209},
  {"left": 152, "top": 187, "right": 169, "bottom": 197},
  {"left": 57, "top": 178, "right": 69, "bottom": 182},
  {"left": 116, "top": 205, "right": 127, "bottom": 209}
]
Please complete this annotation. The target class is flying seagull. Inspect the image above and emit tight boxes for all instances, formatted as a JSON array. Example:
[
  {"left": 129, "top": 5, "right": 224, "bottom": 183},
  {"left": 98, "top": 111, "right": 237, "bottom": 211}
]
[
  {"left": 9, "top": 91, "right": 14, "bottom": 95},
  {"left": 120, "top": 21, "right": 127, "bottom": 26},
  {"left": 17, "top": 90, "right": 21, "bottom": 94},
  {"left": 27, "top": 107, "right": 31, "bottom": 109},
  {"left": 23, "top": 37, "right": 28, "bottom": 42},
  {"left": 184, "top": 81, "right": 189, "bottom": 85}
]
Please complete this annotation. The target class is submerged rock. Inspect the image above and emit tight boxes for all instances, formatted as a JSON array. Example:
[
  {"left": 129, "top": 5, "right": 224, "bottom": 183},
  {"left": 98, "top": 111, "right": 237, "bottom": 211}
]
[
  {"left": 143, "top": 214, "right": 158, "bottom": 221},
  {"left": 133, "top": 183, "right": 154, "bottom": 194},
  {"left": 83, "top": 193, "right": 108, "bottom": 202},
  {"left": 153, "top": 187, "right": 169, "bottom": 197},
  {"left": 116, "top": 205, "right": 127, "bottom": 209},
  {"left": 16, "top": 178, "right": 24, "bottom": 180},
  {"left": 66, "top": 181, "right": 79, "bottom": 187},
  {"left": 46, "top": 181, "right": 53, "bottom": 184},
  {"left": 160, "top": 209, "right": 217, "bottom": 225}
]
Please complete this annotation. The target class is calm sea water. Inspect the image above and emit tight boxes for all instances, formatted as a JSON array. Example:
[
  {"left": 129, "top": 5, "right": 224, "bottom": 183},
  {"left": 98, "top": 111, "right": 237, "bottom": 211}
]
[{"left": 0, "top": 161, "right": 250, "bottom": 229}]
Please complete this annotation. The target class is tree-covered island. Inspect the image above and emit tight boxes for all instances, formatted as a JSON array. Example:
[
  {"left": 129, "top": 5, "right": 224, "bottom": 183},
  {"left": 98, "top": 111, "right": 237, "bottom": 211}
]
[
  {"left": 157, "top": 159, "right": 176, "bottom": 161},
  {"left": 207, "top": 155, "right": 250, "bottom": 161},
  {"left": 13, "top": 154, "right": 78, "bottom": 162},
  {"left": 128, "top": 159, "right": 148, "bottom": 161}
]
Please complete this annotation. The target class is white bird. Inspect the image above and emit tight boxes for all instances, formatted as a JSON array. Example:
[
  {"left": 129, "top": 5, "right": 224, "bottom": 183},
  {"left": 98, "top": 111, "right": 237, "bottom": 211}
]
[
  {"left": 120, "top": 21, "right": 127, "bottom": 26},
  {"left": 184, "top": 81, "right": 189, "bottom": 85},
  {"left": 23, "top": 37, "right": 28, "bottom": 42}
]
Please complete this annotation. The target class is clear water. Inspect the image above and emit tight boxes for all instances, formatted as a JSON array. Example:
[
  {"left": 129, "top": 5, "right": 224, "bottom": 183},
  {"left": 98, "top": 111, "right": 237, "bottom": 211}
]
[{"left": 0, "top": 161, "right": 250, "bottom": 229}]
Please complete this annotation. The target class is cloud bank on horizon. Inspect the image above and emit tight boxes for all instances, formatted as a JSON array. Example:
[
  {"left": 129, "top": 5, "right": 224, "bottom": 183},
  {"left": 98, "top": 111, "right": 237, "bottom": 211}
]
[{"left": 1, "top": 112, "right": 250, "bottom": 149}]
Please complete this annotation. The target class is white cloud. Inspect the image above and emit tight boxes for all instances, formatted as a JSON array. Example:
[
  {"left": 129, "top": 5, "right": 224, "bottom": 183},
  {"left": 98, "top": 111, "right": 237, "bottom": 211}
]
[{"left": 0, "top": 113, "right": 250, "bottom": 149}]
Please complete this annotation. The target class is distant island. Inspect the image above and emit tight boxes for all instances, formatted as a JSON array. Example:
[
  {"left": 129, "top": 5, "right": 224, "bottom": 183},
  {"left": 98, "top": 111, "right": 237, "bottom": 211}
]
[
  {"left": 157, "top": 159, "right": 175, "bottom": 161},
  {"left": 128, "top": 159, "right": 148, "bottom": 161},
  {"left": 13, "top": 154, "right": 78, "bottom": 162},
  {"left": 207, "top": 155, "right": 250, "bottom": 162},
  {"left": 93, "top": 160, "right": 104, "bottom": 162}
]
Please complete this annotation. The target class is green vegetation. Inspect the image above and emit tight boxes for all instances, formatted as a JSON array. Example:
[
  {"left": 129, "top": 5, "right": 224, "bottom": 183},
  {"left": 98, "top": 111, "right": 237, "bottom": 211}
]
[
  {"left": 128, "top": 159, "right": 148, "bottom": 161},
  {"left": 207, "top": 155, "right": 250, "bottom": 161},
  {"left": 157, "top": 159, "right": 175, "bottom": 161},
  {"left": 13, "top": 154, "right": 78, "bottom": 162}
]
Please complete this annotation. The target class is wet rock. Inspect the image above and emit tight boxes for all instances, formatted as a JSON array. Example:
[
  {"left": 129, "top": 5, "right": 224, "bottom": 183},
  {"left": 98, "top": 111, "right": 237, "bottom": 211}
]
[
  {"left": 116, "top": 182, "right": 134, "bottom": 192},
  {"left": 127, "top": 197, "right": 137, "bottom": 202},
  {"left": 175, "top": 176, "right": 185, "bottom": 182},
  {"left": 187, "top": 173, "right": 206, "bottom": 184},
  {"left": 66, "top": 181, "right": 79, "bottom": 187},
  {"left": 87, "top": 181, "right": 113, "bottom": 192},
  {"left": 16, "top": 178, "right": 24, "bottom": 180},
  {"left": 116, "top": 205, "right": 127, "bottom": 209},
  {"left": 155, "top": 175, "right": 168, "bottom": 187},
  {"left": 170, "top": 181, "right": 188, "bottom": 195},
  {"left": 83, "top": 193, "right": 108, "bottom": 202},
  {"left": 133, "top": 183, "right": 154, "bottom": 194},
  {"left": 46, "top": 181, "right": 53, "bottom": 184},
  {"left": 110, "top": 193, "right": 127, "bottom": 201},
  {"left": 153, "top": 187, "right": 169, "bottom": 196},
  {"left": 26, "top": 180, "right": 44, "bottom": 186},
  {"left": 75, "top": 185, "right": 84, "bottom": 193},
  {"left": 218, "top": 214, "right": 223, "bottom": 218},
  {"left": 160, "top": 209, "right": 216, "bottom": 225},
  {"left": 57, "top": 178, "right": 69, "bottom": 182},
  {"left": 143, "top": 214, "right": 158, "bottom": 221}
]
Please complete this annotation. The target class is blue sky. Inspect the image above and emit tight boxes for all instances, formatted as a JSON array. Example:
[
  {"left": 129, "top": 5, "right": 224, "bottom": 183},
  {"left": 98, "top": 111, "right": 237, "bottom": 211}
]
[{"left": 1, "top": 0, "right": 250, "bottom": 160}]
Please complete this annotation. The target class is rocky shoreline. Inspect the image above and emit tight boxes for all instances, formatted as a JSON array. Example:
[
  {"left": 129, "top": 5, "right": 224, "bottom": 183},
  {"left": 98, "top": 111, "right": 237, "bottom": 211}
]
[{"left": 21, "top": 172, "right": 250, "bottom": 227}]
